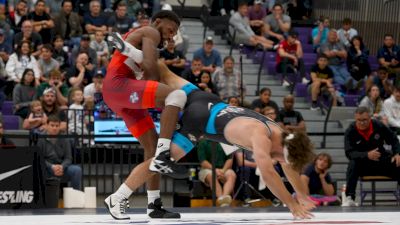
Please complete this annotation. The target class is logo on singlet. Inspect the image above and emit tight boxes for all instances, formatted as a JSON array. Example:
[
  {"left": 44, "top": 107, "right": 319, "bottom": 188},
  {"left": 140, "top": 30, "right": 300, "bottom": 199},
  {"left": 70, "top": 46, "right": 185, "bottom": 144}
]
[{"left": 129, "top": 92, "right": 139, "bottom": 103}]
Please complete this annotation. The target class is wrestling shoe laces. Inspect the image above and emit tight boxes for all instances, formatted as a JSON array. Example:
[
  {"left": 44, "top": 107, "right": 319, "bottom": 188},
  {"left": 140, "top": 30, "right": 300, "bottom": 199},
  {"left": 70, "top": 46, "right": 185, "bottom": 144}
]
[
  {"left": 149, "top": 151, "right": 188, "bottom": 179},
  {"left": 104, "top": 195, "right": 130, "bottom": 220}
]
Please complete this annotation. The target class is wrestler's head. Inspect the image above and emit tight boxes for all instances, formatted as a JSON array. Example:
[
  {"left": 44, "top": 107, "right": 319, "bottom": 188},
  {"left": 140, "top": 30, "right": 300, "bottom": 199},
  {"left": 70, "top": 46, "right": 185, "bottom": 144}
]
[
  {"left": 281, "top": 131, "right": 314, "bottom": 172},
  {"left": 152, "top": 10, "right": 180, "bottom": 43}
]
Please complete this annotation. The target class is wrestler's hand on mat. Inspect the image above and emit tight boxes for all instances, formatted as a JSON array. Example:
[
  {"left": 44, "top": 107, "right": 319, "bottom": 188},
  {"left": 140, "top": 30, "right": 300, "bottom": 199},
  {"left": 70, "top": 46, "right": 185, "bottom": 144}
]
[
  {"left": 297, "top": 194, "right": 317, "bottom": 210},
  {"left": 288, "top": 202, "right": 314, "bottom": 220}
]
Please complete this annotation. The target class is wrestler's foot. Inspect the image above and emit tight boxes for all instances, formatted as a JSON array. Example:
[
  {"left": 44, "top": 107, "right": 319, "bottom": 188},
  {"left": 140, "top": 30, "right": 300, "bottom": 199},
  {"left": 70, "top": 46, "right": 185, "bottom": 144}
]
[
  {"left": 104, "top": 194, "right": 130, "bottom": 220},
  {"left": 149, "top": 151, "right": 188, "bottom": 179},
  {"left": 148, "top": 198, "right": 181, "bottom": 219},
  {"left": 107, "top": 32, "right": 125, "bottom": 52}
]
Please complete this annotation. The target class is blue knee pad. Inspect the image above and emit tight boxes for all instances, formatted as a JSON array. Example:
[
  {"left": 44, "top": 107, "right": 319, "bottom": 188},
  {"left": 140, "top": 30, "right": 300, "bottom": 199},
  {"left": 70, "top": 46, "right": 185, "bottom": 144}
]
[{"left": 172, "top": 132, "right": 194, "bottom": 154}]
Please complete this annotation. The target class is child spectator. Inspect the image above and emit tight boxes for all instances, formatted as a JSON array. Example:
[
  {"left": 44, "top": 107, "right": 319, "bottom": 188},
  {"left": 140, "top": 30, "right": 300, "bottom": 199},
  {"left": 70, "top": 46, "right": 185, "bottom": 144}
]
[
  {"left": 52, "top": 35, "right": 70, "bottom": 71},
  {"left": 366, "top": 67, "right": 393, "bottom": 100},
  {"left": 278, "top": 95, "right": 306, "bottom": 132},
  {"left": 227, "top": 96, "right": 240, "bottom": 106},
  {"left": 199, "top": 71, "right": 217, "bottom": 94},
  {"left": 90, "top": 30, "right": 109, "bottom": 69},
  {"left": 13, "top": 68, "right": 36, "bottom": 119},
  {"left": 68, "top": 87, "right": 86, "bottom": 135},
  {"left": 251, "top": 87, "right": 279, "bottom": 113},
  {"left": 22, "top": 100, "right": 48, "bottom": 133},
  {"left": 38, "top": 44, "right": 60, "bottom": 82},
  {"left": 359, "top": 85, "right": 387, "bottom": 124},
  {"left": 262, "top": 106, "right": 278, "bottom": 121}
]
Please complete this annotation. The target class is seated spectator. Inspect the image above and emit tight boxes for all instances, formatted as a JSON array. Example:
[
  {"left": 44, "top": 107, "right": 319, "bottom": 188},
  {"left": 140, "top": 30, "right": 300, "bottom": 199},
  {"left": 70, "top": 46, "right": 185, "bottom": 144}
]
[
  {"left": 382, "top": 85, "right": 400, "bottom": 134},
  {"left": 89, "top": 30, "right": 109, "bottom": 69},
  {"left": 276, "top": 30, "right": 308, "bottom": 87},
  {"left": 263, "top": 3, "right": 291, "bottom": 45},
  {"left": 229, "top": 2, "right": 274, "bottom": 49},
  {"left": 84, "top": 69, "right": 103, "bottom": 102},
  {"left": 0, "top": 28, "right": 12, "bottom": 63},
  {"left": 40, "top": 87, "right": 67, "bottom": 131},
  {"left": 8, "top": 0, "right": 29, "bottom": 34},
  {"left": 337, "top": 18, "right": 358, "bottom": 49},
  {"left": 213, "top": 56, "right": 247, "bottom": 101},
  {"left": 181, "top": 57, "right": 203, "bottom": 83},
  {"left": 309, "top": 54, "right": 337, "bottom": 110},
  {"left": 199, "top": 71, "right": 218, "bottom": 95},
  {"left": 197, "top": 139, "right": 236, "bottom": 207},
  {"left": 366, "top": 67, "right": 393, "bottom": 100},
  {"left": 312, "top": 16, "right": 330, "bottom": 52},
  {"left": 321, "top": 30, "right": 356, "bottom": 91},
  {"left": 35, "top": 69, "right": 68, "bottom": 106},
  {"left": 262, "top": 106, "right": 278, "bottom": 121},
  {"left": 359, "top": 85, "right": 387, "bottom": 124},
  {"left": 45, "top": 0, "right": 63, "bottom": 16},
  {"left": 83, "top": 0, "right": 108, "bottom": 35},
  {"left": 38, "top": 115, "right": 82, "bottom": 190},
  {"left": 347, "top": 36, "right": 371, "bottom": 82},
  {"left": 5, "top": 40, "right": 40, "bottom": 94},
  {"left": 66, "top": 52, "right": 94, "bottom": 89},
  {"left": 132, "top": 10, "right": 150, "bottom": 29},
  {"left": 68, "top": 87, "right": 87, "bottom": 135},
  {"left": 28, "top": 0, "right": 54, "bottom": 44},
  {"left": 193, "top": 36, "right": 222, "bottom": 74},
  {"left": 248, "top": 0, "right": 266, "bottom": 35},
  {"left": 70, "top": 34, "right": 97, "bottom": 68},
  {"left": 107, "top": 1, "right": 135, "bottom": 34},
  {"left": 343, "top": 106, "right": 400, "bottom": 206},
  {"left": 38, "top": 44, "right": 59, "bottom": 82},
  {"left": 159, "top": 39, "right": 186, "bottom": 76},
  {"left": 227, "top": 96, "right": 240, "bottom": 106},
  {"left": 12, "top": 68, "right": 36, "bottom": 118},
  {"left": 22, "top": 100, "right": 47, "bottom": 133},
  {"left": 13, "top": 20, "right": 43, "bottom": 57},
  {"left": 0, "top": 121, "right": 16, "bottom": 148},
  {"left": 52, "top": 35, "right": 70, "bottom": 70},
  {"left": 377, "top": 34, "right": 400, "bottom": 86},
  {"left": 301, "top": 153, "right": 336, "bottom": 205},
  {"left": 125, "top": 0, "right": 142, "bottom": 19},
  {"left": 251, "top": 87, "right": 279, "bottom": 113},
  {"left": 53, "top": 0, "right": 83, "bottom": 48},
  {"left": 278, "top": 94, "right": 306, "bottom": 132}
]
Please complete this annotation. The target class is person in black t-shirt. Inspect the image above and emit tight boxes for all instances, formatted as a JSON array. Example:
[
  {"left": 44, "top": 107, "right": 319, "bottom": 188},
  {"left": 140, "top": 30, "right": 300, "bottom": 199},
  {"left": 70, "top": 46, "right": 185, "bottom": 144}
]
[
  {"left": 28, "top": 0, "right": 54, "bottom": 44},
  {"left": 278, "top": 95, "right": 306, "bottom": 132},
  {"left": 309, "top": 54, "right": 337, "bottom": 110},
  {"left": 107, "top": 2, "right": 135, "bottom": 34},
  {"left": 301, "top": 153, "right": 334, "bottom": 196},
  {"left": 251, "top": 87, "right": 279, "bottom": 113},
  {"left": 181, "top": 57, "right": 203, "bottom": 84},
  {"left": 159, "top": 39, "right": 186, "bottom": 76}
]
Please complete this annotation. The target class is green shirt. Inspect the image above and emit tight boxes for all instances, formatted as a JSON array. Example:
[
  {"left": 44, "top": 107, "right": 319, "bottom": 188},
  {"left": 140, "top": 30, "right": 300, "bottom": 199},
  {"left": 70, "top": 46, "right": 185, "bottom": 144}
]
[
  {"left": 35, "top": 82, "right": 69, "bottom": 99},
  {"left": 197, "top": 140, "right": 231, "bottom": 168}
]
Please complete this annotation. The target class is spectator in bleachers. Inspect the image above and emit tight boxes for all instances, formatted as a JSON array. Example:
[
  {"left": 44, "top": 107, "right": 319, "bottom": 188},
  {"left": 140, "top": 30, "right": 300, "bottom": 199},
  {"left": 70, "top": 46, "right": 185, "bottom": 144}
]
[
  {"left": 181, "top": 57, "right": 203, "bottom": 84},
  {"left": 159, "top": 39, "right": 186, "bottom": 76},
  {"left": 227, "top": 96, "right": 240, "bottom": 106},
  {"left": 90, "top": 30, "right": 109, "bottom": 69},
  {"left": 336, "top": 18, "right": 358, "bottom": 49},
  {"left": 382, "top": 85, "right": 400, "bottom": 134},
  {"left": 70, "top": 34, "right": 97, "bottom": 69},
  {"left": 45, "top": 0, "right": 63, "bottom": 16},
  {"left": 346, "top": 36, "right": 371, "bottom": 82},
  {"left": 8, "top": 0, "right": 35, "bottom": 13},
  {"left": 309, "top": 54, "right": 337, "bottom": 110},
  {"left": 312, "top": 16, "right": 330, "bottom": 52},
  {"left": 229, "top": 2, "right": 274, "bottom": 49},
  {"left": 35, "top": 69, "right": 68, "bottom": 106},
  {"left": 199, "top": 71, "right": 218, "bottom": 94},
  {"left": 39, "top": 115, "right": 82, "bottom": 190},
  {"left": 251, "top": 87, "right": 279, "bottom": 113},
  {"left": 278, "top": 94, "right": 306, "bottom": 132},
  {"left": 12, "top": 68, "right": 36, "bottom": 118},
  {"left": 124, "top": 0, "right": 142, "bottom": 19},
  {"left": 276, "top": 30, "right": 308, "bottom": 87},
  {"left": 0, "top": 29, "right": 12, "bottom": 63},
  {"left": 75, "top": 0, "right": 91, "bottom": 17},
  {"left": 197, "top": 139, "right": 236, "bottom": 207},
  {"left": 68, "top": 87, "right": 87, "bottom": 135},
  {"left": 213, "top": 56, "right": 246, "bottom": 101},
  {"left": 38, "top": 44, "right": 59, "bottom": 82},
  {"left": 40, "top": 87, "right": 67, "bottom": 131},
  {"left": 28, "top": 0, "right": 54, "bottom": 44},
  {"left": 52, "top": 35, "right": 69, "bottom": 71},
  {"left": 107, "top": 1, "right": 135, "bottom": 34},
  {"left": 83, "top": 0, "right": 108, "bottom": 35},
  {"left": 132, "top": 10, "right": 150, "bottom": 29},
  {"left": 262, "top": 106, "right": 278, "bottom": 121},
  {"left": 343, "top": 106, "right": 400, "bottom": 206},
  {"left": 193, "top": 36, "right": 222, "bottom": 74},
  {"left": 377, "top": 34, "right": 400, "bottom": 86},
  {"left": 8, "top": 0, "right": 29, "bottom": 34},
  {"left": 359, "top": 84, "right": 387, "bottom": 124},
  {"left": 287, "top": 0, "right": 313, "bottom": 21},
  {"left": 0, "top": 121, "right": 16, "bottom": 148},
  {"left": 6, "top": 40, "right": 40, "bottom": 88},
  {"left": 321, "top": 30, "right": 357, "bottom": 91},
  {"left": 53, "top": 0, "right": 83, "bottom": 49},
  {"left": 366, "top": 67, "right": 393, "bottom": 100},
  {"left": 263, "top": 3, "right": 291, "bottom": 45},
  {"left": 248, "top": 0, "right": 266, "bottom": 35},
  {"left": 67, "top": 52, "right": 94, "bottom": 89},
  {"left": 13, "top": 20, "right": 43, "bottom": 57},
  {"left": 301, "top": 153, "right": 336, "bottom": 204},
  {"left": 22, "top": 100, "right": 47, "bottom": 133},
  {"left": 83, "top": 69, "right": 103, "bottom": 102}
]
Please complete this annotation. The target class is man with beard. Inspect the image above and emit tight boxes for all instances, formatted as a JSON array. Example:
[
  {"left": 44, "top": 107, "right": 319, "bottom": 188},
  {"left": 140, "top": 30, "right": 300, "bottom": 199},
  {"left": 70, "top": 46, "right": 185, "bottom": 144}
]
[
  {"left": 28, "top": 0, "right": 54, "bottom": 44},
  {"left": 40, "top": 87, "right": 67, "bottom": 132},
  {"left": 8, "top": 0, "right": 29, "bottom": 34}
]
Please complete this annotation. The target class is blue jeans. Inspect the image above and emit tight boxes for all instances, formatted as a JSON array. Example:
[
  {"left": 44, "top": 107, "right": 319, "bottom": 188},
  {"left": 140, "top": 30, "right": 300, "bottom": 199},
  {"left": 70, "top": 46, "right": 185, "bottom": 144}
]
[
  {"left": 48, "top": 164, "right": 82, "bottom": 190},
  {"left": 329, "top": 64, "right": 353, "bottom": 86}
]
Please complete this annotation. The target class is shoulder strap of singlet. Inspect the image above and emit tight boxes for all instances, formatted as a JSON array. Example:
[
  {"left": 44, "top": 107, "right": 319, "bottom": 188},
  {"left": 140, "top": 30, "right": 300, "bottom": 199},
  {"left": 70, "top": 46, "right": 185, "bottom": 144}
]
[{"left": 205, "top": 102, "right": 228, "bottom": 134}]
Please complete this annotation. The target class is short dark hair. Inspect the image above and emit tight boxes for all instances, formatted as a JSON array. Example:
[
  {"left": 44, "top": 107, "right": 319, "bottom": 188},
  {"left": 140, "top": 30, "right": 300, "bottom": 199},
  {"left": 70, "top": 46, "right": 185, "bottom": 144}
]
[
  {"left": 260, "top": 87, "right": 271, "bottom": 95},
  {"left": 282, "top": 131, "right": 315, "bottom": 172},
  {"left": 314, "top": 153, "right": 333, "bottom": 169},
  {"left": 152, "top": 10, "right": 180, "bottom": 27},
  {"left": 42, "top": 43, "right": 53, "bottom": 52},
  {"left": 273, "top": 3, "right": 283, "bottom": 10},
  {"left": 192, "top": 56, "right": 202, "bottom": 62},
  {"left": 47, "top": 115, "right": 61, "bottom": 124},
  {"left": 238, "top": 1, "right": 248, "bottom": 8},
  {"left": 61, "top": 0, "right": 73, "bottom": 7},
  {"left": 223, "top": 55, "right": 234, "bottom": 63},
  {"left": 355, "top": 106, "right": 370, "bottom": 115},
  {"left": 35, "top": 0, "right": 45, "bottom": 5},
  {"left": 342, "top": 18, "right": 352, "bottom": 25},
  {"left": 378, "top": 66, "right": 388, "bottom": 73},
  {"left": 317, "top": 53, "right": 329, "bottom": 60}
]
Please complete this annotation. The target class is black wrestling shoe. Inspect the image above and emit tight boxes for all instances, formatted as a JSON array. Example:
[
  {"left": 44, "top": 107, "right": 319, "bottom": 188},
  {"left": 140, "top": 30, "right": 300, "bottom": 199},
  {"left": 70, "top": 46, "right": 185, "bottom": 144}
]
[
  {"left": 107, "top": 32, "right": 125, "bottom": 52},
  {"left": 149, "top": 151, "right": 188, "bottom": 179},
  {"left": 148, "top": 198, "right": 181, "bottom": 219}
]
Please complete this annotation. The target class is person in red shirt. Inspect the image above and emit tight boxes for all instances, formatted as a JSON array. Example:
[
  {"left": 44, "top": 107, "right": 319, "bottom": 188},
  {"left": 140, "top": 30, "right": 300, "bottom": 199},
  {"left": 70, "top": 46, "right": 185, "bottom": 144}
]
[{"left": 276, "top": 30, "right": 308, "bottom": 87}]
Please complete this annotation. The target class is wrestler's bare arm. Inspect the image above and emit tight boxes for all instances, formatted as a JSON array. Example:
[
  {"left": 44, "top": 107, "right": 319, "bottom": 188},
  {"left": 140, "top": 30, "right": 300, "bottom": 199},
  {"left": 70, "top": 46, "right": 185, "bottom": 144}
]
[{"left": 125, "top": 26, "right": 161, "bottom": 81}]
